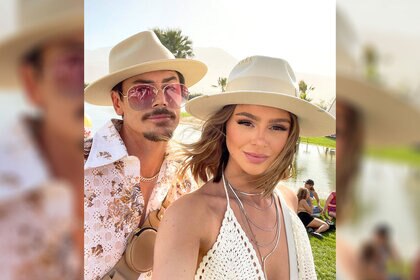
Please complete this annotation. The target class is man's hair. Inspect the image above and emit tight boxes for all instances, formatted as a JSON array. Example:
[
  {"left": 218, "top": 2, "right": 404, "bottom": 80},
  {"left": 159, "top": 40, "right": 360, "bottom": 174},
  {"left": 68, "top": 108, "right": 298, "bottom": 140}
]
[
  {"left": 375, "top": 224, "right": 390, "bottom": 238},
  {"left": 112, "top": 71, "right": 185, "bottom": 97},
  {"left": 305, "top": 179, "right": 314, "bottom": 186},
  {"left": 22, "top": 47, "right": 43, "bottom": 70}
]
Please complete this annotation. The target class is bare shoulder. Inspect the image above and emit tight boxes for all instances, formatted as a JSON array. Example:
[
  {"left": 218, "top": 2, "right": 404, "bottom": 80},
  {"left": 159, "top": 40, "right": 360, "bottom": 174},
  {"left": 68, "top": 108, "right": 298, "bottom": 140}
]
[
  {"left": 277, "top": 185, "right": 298, "bottom": 213},
  {"left": 164, "top": 188, "right": 206, "bottom": 226},
  {"left": 163, "top": 180, "right": 225, "bottom": 231},
  {"left": 154, "top": 181, "right": 224, "bottom": 279}
]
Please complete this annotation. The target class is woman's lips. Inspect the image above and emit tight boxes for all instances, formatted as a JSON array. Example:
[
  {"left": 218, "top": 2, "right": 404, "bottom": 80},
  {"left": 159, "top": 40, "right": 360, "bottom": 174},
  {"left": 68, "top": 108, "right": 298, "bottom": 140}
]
[{"left": 243, "top": 152, "right": 269, "bottom": 164}]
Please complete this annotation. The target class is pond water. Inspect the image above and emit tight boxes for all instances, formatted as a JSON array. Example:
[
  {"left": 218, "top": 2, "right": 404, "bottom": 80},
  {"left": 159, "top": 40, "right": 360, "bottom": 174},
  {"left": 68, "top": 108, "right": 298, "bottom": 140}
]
[{"left": 340, "top": 158, "right": 420, "bottom": 260}]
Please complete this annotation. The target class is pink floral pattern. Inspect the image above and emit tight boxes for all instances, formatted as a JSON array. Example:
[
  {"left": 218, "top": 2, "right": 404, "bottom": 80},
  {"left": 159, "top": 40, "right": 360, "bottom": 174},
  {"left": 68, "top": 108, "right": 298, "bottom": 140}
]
[
  {"left": 84, "top": 119, "right": 196, "bottom": 280},
  {"left": 0, "top": 118, "right": 80, "bottom": 279}
]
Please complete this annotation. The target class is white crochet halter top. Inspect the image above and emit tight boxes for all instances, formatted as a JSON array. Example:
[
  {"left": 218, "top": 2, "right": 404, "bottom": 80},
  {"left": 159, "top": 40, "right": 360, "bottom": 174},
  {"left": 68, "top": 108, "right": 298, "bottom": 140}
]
[{"left": 194, "top": 180, "right": 317, "bottom": 279}]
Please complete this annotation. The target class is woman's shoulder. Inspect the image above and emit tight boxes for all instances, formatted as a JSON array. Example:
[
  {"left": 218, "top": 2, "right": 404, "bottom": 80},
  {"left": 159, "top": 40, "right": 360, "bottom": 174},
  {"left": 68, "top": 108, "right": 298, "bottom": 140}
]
[
  {"left": 277, "top": 185, "right": 298, "bottom": 213},
  {"left": 164, "top": 180, "right": 227, "bottom": 227}
]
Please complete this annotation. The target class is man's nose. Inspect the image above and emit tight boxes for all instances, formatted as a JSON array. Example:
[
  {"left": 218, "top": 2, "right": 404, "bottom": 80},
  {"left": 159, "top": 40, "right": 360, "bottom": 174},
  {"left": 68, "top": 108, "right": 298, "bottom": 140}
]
[{"left": 152, "top": 87, "right": 167, "bottom": 107}]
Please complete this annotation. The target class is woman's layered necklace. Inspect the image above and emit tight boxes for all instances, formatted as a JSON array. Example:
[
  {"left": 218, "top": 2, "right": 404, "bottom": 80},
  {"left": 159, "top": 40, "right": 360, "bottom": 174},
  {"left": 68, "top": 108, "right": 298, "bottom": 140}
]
[{"left": 222, "top": 172, "right": 281, "bottom": 278}]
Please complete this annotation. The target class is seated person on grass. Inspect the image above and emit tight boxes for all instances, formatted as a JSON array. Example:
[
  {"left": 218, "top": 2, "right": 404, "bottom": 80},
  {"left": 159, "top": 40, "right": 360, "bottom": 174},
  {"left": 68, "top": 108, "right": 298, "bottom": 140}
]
[
  {"left": 304, "top": 179, "right": 322, "bottom": 217},
  {"left": 322, "top": 191, "right": 336, "bottom": 221},
  {"left": 297, "top": 187, "right": 329, "bottom": 239}
]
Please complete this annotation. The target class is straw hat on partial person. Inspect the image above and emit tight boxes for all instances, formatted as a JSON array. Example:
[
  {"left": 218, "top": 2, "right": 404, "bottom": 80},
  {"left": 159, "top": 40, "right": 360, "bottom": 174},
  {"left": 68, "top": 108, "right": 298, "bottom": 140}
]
[
  {"left": 186, "top": 55, "right": 336, "bottom": 137},
  {"left": 337, "top": 10, "right": 420, "bottom": 147},
  {"left": 0, "top": 0, "right": 84, "bottom": 88},
  {"left": 84, "top": 31, "right": 208, "bottom": 106}
]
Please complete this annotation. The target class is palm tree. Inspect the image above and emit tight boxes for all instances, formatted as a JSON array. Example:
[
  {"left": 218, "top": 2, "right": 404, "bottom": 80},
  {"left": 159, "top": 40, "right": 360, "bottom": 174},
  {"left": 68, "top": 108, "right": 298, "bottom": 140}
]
[
  {"left": 188, "top": 93, "right": 203, "bottom": 100},
  {"left": 315, "top": 99, "right": 328, "bottom": 110},
  {"left": 152, "top": 28, "right": 194, "bottom": 58},
  {"left": 363, "top": 44, "right": 380, "bottom": 83},
  {"left": 298, "top": 80, "right": 314, "bottom": 102},
  {"left": 211, "top": 77, "right": 228, "bottom": 92}
]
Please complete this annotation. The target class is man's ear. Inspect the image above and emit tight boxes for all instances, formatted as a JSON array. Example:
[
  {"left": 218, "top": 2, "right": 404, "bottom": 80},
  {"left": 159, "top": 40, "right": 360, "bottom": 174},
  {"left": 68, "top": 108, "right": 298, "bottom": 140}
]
[
  {"left": 19, "top": 64, "right": 43, "bottom": 107},
  {"left": 111, "top": 91, "right": 124, "bottom": 116}
]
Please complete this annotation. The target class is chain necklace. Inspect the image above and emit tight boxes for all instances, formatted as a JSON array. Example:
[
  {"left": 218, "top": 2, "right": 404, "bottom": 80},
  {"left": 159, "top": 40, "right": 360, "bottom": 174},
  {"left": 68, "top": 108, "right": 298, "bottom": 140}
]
[
  {"left": 229, "top": 184, "right": 273, "bottom": 210},
  {"left": 139, "top": 171, "right": 159, "bottom": 182},
  {"left": 222, "top": 172, "right": 281, "bottom": 277},
  {"left": 241, "top": 193, "right": 274, "bottom": 211},
  {"left": 234, "top": 188, "right": 264, "bottom": 196},
  {"left": 229, "top": 183, "right": 278, "bottom": 233}
]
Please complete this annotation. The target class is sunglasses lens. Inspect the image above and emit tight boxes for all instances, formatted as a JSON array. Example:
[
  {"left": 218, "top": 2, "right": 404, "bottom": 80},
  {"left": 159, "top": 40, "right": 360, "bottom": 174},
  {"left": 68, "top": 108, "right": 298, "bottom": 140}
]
[
  {"left": 127, "top": 85, "right": 155, "bottom": 110},
  {"left": 164, "top": 84, "right": 189, "bottom": 107},
  {"left": 125, "top": 83, "right": 189, "bottom": 110}
]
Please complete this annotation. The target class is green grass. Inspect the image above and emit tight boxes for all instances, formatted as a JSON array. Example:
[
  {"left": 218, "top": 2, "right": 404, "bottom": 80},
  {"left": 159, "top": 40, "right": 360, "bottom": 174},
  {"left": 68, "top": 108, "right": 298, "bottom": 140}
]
[
  {"left": 366, "top": 147, "right": 420, "bottom": 166},
  {"left": 309, "top": 199, "right": 336, "bottom": 279},
  {"left": 181, "top": 112, "right": 192, "bottom": 118},
  {"left": 310, "top": 227, "right": 336, "bottom": 279},
  {"left": 300, "top": 137, "right": 336, "bottom": 148}
]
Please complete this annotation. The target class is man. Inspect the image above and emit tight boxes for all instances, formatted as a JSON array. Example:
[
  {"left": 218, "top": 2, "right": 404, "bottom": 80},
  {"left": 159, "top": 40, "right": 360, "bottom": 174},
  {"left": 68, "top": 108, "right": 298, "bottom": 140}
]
[
  {"left": 304, "top": 179, "right": 322, "bottom": 217},
  {"left": 0, "top": 0, "right": 84, "bottom": 279},
  {"left": 84, "top": 31, "right": 207, "bottom": 279}
]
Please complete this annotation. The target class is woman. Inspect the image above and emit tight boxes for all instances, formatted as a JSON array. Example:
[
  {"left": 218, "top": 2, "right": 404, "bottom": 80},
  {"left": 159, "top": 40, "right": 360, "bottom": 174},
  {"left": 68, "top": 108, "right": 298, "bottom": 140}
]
[
  {"left": 297, "top": 188, "right": 330, "bottom": 239},
  {"left": 153, "top": 56, "right": 335, "bottom": 279},
  {"left": 323, "top": 191, "right": 336, "bottom": 220}
]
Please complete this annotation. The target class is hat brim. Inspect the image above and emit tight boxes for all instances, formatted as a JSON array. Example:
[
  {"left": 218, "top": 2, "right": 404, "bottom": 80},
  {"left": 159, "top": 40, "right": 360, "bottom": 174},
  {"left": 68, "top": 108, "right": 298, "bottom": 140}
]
[
  {"left": 84, "top": 59, "right": 207, "bottom": 106},
  {"left": 0, "top": 11, "right": 83, "bottom": 89},
  {"left": 337, "top": 74, "right": 420, "bottom": 147},
  {"left": 186, "top": 91, "right": 336, "bottom": 137}
]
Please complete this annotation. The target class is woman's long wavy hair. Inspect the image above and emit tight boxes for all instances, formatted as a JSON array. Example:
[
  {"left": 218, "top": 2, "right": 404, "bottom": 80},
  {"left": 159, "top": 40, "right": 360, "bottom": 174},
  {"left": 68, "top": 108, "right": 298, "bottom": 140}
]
[{"left": 178, "top": 104, "right": 300, "bottom": 196}]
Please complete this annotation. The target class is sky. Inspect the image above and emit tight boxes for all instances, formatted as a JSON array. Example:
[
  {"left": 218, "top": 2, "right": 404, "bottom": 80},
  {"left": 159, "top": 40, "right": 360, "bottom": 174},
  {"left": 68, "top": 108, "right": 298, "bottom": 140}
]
[
  {"left": 0, "top": 0, "right": 16, "bottom": 38},
  {"left": 338, "top": 0, "right": 420, "bottom": 93},
  {"left": 85, "top": 0, "right": 336, "bottom": 77},
  {"left": 338, "top": 0, "right": 420, "bottom": 38}
]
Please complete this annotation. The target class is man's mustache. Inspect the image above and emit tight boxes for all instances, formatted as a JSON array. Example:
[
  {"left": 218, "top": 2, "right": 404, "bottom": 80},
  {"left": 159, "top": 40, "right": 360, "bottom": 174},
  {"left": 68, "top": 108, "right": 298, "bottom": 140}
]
[{"left": 142, "top": 108, "right": 176, "bottom": 121}]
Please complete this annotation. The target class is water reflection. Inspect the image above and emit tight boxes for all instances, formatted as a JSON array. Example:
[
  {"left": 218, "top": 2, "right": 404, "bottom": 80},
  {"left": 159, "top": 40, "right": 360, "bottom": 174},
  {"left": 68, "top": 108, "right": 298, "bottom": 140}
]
[
  {"left": 340, "top": 158, "right": 420, "bottom": 261},
  {"left": 284, "top": 142, "right": 336, "bottom": 198}
]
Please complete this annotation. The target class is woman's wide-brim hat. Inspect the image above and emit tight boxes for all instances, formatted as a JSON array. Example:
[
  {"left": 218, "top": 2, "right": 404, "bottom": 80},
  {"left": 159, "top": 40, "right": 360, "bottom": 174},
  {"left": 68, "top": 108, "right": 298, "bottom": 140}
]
[
  {"left": 337, "top": 75, "right": 420, "bottom": 147},
  {"left": 337, "top": 10, "right": 420, "bottom": 147},
  {"left": 84, "top": 31, "right": 208, "bottom": 106},
  {"left": 186, "top": 55, "right": 336, "bottom": 137},
  {"left": 0, "top": 0, "right": 84, "bottom": 88}
]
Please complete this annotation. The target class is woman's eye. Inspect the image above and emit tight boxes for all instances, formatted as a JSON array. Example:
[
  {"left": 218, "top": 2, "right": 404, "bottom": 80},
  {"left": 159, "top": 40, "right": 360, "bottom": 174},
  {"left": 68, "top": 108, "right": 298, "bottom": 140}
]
[
  {"left": 271, "top": 125, "right": 288, "bottom": 131},
  {"left": 237, "top": 120, "right": 253, "bottom": 127}
]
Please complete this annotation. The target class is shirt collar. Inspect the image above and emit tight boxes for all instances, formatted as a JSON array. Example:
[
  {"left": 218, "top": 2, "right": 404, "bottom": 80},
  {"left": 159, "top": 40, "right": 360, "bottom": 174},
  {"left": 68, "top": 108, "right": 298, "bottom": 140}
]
[
  {"left": 0, "top": 117, "right": 50, "bottom": 202},
  {"left": 84, "top": 119, "right": 129, "bottom": 169}
]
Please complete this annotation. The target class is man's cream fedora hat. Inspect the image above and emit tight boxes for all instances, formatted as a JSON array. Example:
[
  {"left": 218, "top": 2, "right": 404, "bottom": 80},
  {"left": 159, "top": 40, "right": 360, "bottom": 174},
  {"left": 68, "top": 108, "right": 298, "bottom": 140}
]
[
  {"left": 0, "top": 0, "right": 83, "bottom": 88},
  {"left": 84, "top": 31, "right": 207, "bottom": 105},
  {"left": 186, "top": 55, "right": 336, "bottom": 137}
]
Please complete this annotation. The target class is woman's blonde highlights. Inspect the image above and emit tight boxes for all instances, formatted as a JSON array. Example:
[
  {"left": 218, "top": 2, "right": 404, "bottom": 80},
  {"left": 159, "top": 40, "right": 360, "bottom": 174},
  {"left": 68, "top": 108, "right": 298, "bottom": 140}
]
[{"left": 179, "top": 104, "right": 300, "bottom": 196}]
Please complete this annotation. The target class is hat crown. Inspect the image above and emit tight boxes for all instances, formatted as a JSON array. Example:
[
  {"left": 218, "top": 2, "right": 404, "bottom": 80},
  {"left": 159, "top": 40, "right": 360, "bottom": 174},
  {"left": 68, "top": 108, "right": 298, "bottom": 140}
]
[
  {"left": 226, "top": 56, "right": 298, "bottom": 97},
  {"left": 109, "top": 31, "right": 175, "bottom": 74},
  {"left": 19, "top": 0, "right": 83, "bottom": 29}
]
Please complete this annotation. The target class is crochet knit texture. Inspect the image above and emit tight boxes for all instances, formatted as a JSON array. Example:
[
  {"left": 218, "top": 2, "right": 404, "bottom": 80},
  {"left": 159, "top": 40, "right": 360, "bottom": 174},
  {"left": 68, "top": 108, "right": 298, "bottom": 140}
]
[{"left": 194, "top": 186, "right": 317, "bottom": 280}]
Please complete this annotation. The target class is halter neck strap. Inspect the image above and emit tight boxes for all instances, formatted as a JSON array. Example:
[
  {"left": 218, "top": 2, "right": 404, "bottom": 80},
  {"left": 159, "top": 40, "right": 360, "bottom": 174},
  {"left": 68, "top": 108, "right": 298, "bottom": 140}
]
[{"left": 221, "top": 171, "right": 231, "bottom": 208}]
